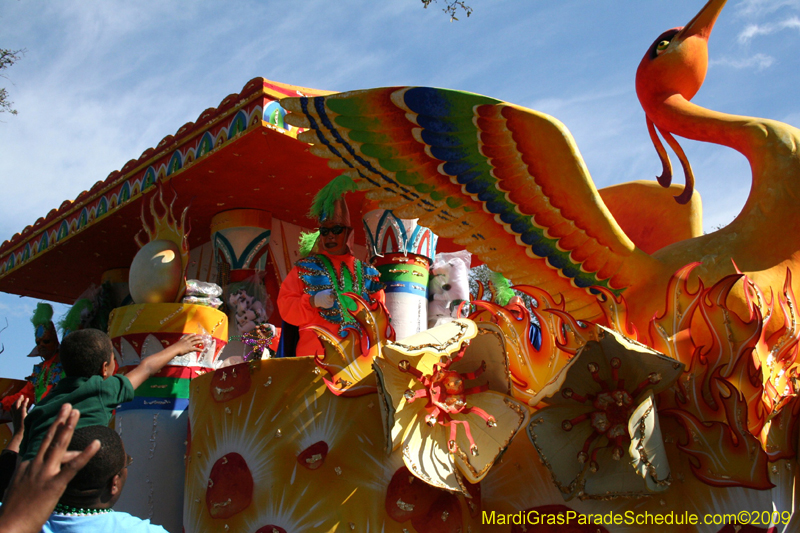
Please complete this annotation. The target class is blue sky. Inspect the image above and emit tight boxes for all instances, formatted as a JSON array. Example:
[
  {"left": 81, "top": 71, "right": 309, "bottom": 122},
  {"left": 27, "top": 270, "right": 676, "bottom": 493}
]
[{"left": 0, "top": 0, "right": 799, "bottom": 379}]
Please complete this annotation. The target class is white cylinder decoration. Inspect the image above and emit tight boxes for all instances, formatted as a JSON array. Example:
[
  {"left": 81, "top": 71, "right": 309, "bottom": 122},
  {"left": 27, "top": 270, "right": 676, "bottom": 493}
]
[{"left": 363, "top": 209, "right": 437, "bottom": 340}]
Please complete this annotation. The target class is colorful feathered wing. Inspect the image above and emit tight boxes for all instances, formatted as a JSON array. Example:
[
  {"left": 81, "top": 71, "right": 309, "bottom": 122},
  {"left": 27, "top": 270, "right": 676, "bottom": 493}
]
[{"left": 282, "top": 87, "right": 659, "bottom": 319}]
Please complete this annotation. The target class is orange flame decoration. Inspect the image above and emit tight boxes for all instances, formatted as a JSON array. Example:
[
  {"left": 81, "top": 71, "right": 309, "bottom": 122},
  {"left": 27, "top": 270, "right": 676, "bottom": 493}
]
[
  {"left": 468, "top": 264, "right": 799, "bottom": 490},
  {"left": 304, "top": 293, "right": 395, "bottom": 397},
  {"left": 468, "top": 286, "right": 598, "bottom": 406},
  {"left": 135, "top": 182, "right": 191, "bottom": 297}
]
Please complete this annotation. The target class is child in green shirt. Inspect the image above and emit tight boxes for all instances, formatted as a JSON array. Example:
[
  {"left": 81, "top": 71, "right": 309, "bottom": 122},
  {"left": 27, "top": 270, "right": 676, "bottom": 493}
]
[{"left": 20, "top": 329, "right": 203, "bottom": 461}]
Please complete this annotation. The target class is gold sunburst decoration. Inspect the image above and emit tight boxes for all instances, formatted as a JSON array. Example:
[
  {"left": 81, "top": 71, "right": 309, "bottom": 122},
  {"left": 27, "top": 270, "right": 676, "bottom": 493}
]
[{"left": 129, "top": 182, "right": 191, "bottom": 303}]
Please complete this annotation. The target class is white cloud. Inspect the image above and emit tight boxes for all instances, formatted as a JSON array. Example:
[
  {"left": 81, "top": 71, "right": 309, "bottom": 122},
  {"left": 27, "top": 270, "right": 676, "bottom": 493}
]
[
  {"left": 735, "top": 0, "right": 800, "bottom": 17},
  {"left": 0, "top": 299, "right": 34, "bottom": 319},
  {"left": 782, "top": 112, "right": 800, "bottom": 127},
  {"left": 711, "top": 53, "right": 775, "bottom": 70},
  {"left": 738, "top": 16, "right": 800, "bottom": 42}
]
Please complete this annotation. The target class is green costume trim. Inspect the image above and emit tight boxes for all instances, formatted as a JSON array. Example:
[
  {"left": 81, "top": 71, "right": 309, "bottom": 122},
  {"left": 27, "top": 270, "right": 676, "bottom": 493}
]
[{"left": 53, "top": 503, "right": 113, "bottom": 516}]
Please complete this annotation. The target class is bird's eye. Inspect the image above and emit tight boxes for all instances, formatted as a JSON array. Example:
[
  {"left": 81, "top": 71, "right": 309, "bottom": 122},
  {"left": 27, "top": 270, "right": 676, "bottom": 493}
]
[{"left": 656, "top": 39, "right": 671, "bottom": 54}]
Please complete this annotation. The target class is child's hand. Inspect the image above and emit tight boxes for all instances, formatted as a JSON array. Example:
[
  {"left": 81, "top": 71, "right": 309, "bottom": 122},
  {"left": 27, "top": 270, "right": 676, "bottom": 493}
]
[
  {"left": 173, "top": 334, "right": 205, "bottom": 355},
  {"left": 11, "top": 397, "right": 29, "bottom": 437}
]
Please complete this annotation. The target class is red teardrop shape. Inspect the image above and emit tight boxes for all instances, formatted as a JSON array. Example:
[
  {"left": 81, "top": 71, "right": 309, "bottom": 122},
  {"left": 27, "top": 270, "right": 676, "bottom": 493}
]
[
  {"left": 210, "top": 363, "right": 251, "bottom": 403},
  {"left": 297, "top": 441, "right": 329, "bottom": 470},
  {"left": 205, "top": 452, "right": 253, "bottom": 519},
  {"left": 410, "top": 491, "right": 463, "bottom": 533},
  {"left": 385, "top": 466, "right": 440, "bottom": 523}
]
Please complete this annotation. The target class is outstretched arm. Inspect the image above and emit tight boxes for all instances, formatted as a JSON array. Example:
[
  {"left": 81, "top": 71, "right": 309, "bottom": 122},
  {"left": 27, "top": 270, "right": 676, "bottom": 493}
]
[{"left": 126, "top": 334, "right": 204, "bottom": 390}]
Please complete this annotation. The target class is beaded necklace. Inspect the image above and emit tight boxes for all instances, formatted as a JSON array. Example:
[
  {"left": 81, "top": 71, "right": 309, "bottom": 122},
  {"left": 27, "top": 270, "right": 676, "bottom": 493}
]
[{"left": 53, "top": 503, "right": 113, "bottom": 516}]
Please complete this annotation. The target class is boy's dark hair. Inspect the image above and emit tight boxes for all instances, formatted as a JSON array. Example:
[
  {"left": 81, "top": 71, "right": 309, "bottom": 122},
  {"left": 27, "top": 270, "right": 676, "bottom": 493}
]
[
  {"left": 60, "top": 329, "right": 113, "bottom": 378},
  {"left": 64, "top": 425, "right": 125, "bottom": 494}
]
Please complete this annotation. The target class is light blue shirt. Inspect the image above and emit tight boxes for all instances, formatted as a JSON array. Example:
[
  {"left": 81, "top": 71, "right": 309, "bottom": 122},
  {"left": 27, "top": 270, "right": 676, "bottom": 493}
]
[{"left": 41, "top": 510, "right": 168, "bottom": 533}]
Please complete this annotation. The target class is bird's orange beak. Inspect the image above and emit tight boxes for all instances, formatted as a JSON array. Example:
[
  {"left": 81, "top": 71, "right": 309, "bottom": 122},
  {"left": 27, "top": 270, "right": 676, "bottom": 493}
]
[{"left": 675, "top": 0, "right": 727, "bottom": 43}]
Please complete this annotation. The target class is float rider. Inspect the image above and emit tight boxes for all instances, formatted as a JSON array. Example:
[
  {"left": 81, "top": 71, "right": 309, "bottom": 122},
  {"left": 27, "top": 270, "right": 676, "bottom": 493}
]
[{"left": 276, "top": 177, "right": 384, "bottom": 357}]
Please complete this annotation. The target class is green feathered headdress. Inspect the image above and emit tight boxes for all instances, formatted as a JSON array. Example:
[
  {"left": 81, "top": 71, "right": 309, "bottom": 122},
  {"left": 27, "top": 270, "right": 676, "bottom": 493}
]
[
  {"left": 489, "top": 272, "right": 515, "bottom": 306},
  {"left": 58, "top": 299, "right": 93, "bottom": 337},
  {"left": 31, "top": 302, "right": 56, "bottom": 343},
  {"left": 309, "top": 175, "right": 356, "bottom": 222},
  {"left": 31, "top": 303, "right": 54, "bottom": 328}
]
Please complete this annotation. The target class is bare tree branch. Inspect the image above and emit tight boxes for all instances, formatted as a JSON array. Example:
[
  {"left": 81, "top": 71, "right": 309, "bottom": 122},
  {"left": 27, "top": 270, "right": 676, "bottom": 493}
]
[
  {"left": 1, "top": 48, "right": 25, "bottom": 116},
  {"left": 421, "top": 0, "right": 473, "bottom": 21}
]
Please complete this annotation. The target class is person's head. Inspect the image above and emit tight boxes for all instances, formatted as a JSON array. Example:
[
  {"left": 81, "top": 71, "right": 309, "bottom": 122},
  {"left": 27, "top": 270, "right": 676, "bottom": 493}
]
[
  {"left": 33, "top": 325, "right": 60, "bottom": 361},
  {"left": 61, "top": 425, "right": 130, "bottom": 509},
  {"left": 317, "top": 221, "right": 352, "bottom": 256},
  {"left": 28, "top": 303, "right": 59, "bottom": 361},
  {"left": 60, "top": 329, "right": 115, "bottom": 379},
  {"left": 308, "top": 177, "right": 355, "bottom": 257}
]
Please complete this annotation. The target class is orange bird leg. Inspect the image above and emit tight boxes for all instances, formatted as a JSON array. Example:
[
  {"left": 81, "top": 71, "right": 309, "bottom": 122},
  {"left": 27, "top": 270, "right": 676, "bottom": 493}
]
[
  {"left": 449, "top": 342, "right": 470, "bottom": 365},
  {"left": 656, "top": 124, "right": 696, "bottom": 204},
  {"left": 461, "top": 384, "right": 490, "bottom": 396},
  {"left": 398, "top": 362, "right": 425, "bottom": 380},
  {"left": 647, "top": 116, "right": 673, "bottom": 187}
]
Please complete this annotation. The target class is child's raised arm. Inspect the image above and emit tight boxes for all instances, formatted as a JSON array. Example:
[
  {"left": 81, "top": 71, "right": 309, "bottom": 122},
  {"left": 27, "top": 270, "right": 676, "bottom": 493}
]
[{"left": 125, "top": 334, "right": 204, "bottom": 390}]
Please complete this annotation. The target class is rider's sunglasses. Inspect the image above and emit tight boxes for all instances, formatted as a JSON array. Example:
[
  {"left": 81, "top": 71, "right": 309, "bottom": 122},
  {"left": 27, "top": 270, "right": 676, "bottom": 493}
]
[{"left": 318, "top": 225, "right": 347, "bottom": 236}]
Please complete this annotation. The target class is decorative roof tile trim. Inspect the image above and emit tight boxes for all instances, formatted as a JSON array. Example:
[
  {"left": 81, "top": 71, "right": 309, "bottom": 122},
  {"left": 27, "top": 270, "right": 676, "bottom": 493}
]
[{"left": 0, "top": 78, "right": 330, "bottom": 279}]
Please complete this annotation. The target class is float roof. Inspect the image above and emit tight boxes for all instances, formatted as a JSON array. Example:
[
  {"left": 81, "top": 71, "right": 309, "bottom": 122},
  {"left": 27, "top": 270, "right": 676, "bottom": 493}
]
[
  {"left": 0, "top": 78, "right": 348, "bottom": 302},
  {"left": 0, "top": 77, "right": 467, "bottom": 303}
]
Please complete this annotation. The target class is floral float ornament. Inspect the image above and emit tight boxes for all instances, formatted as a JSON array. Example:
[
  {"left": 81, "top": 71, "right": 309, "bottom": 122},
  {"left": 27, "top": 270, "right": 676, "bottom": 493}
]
[
  {"left": 374, "top": 318, "right": 529, "bottom": 494},
  {"left": 528, "top": 325, "right": 683, "bottom": 500}
]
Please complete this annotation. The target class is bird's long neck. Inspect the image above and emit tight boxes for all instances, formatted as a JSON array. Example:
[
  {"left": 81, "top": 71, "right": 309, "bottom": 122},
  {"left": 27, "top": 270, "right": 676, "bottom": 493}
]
[
  {"left": 650, "top": 95, "right": 756, "bottom": 157},
  {"left": 648, "top": 94, "right": 800, "bottom": 223}
]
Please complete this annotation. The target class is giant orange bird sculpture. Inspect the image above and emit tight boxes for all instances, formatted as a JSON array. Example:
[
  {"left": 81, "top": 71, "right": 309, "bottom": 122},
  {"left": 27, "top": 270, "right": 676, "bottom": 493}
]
[
  {"left": 281, "top": 0, "right": 799, "bottom": 342},
  {"left": 196, "top": 2, "right": 800, "bottom": 526}
]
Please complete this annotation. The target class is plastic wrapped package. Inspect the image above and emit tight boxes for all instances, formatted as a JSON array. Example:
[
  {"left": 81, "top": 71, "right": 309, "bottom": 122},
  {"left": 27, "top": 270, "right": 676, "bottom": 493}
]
[
  {"left": 185, "top": 279, "right": 223, "bottom": 298},
  {"left": 181, "top": 296, "right": 223, "bottom": 309}
]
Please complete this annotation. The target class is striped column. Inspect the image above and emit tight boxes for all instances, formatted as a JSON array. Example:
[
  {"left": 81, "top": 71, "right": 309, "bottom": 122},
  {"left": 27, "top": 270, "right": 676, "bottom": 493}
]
[
  {"left": 363, "top": 210, "right": 437, "bottom": 340},
  {"left": 210, "top": 209, "right": 274, "bottom": 359}
]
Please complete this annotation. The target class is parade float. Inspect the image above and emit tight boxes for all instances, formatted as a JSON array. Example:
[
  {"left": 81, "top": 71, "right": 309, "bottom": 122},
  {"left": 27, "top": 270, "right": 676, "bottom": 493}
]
[{"left": 1, "top": 0, "right": 799, "bottom": 531}]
